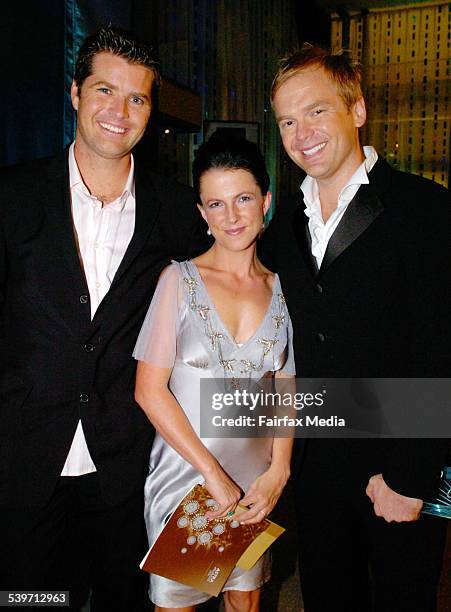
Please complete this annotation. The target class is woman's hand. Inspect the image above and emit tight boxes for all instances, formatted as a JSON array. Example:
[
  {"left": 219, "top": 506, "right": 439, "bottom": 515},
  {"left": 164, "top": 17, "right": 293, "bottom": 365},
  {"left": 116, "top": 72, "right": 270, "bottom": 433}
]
[
  {"left": 237, "top": 464, "right": 290, "bottom": 524},
  {"left": 136, "top": 361, "right": 241, "bottom": 519},
  {"left": 203, "top": 466, "right": 242, "bottom": 520}
]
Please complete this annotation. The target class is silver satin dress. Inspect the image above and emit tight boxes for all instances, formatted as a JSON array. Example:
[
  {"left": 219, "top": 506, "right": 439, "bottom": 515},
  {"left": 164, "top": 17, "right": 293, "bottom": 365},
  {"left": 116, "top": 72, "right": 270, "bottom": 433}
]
[{"left": 133, "top": 260, "right": 295, "bottom": 608}]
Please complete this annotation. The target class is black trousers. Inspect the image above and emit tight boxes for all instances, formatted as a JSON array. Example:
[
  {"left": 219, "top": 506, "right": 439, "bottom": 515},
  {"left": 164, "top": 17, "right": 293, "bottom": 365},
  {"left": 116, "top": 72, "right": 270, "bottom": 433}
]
[
  {"left": 295, "top": 480, "right": 447, "bottom": 612},
  {"left": 1, "top": 474, "right": 149, "bottom": 611}
]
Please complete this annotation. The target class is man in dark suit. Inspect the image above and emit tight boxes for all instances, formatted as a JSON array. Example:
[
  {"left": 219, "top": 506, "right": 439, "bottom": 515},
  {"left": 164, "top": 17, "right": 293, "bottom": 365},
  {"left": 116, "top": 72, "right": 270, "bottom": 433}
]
[
  {"left": 262, "top": 44, "right": 450, "bottom": 612},
  {"left": 0, "top": 27, "right": 208, "bottom": 610}
]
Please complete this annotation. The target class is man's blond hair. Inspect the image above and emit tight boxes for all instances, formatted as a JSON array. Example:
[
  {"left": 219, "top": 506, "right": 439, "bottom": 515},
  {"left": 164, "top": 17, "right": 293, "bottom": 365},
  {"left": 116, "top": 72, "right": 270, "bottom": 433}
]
[{"left": 271, "top": 43, "right": 363, "bottom": 110}]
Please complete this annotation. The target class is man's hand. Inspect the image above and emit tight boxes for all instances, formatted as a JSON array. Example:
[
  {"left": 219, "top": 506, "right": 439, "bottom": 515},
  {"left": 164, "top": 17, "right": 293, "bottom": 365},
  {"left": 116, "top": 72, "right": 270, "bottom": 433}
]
[{"left": 366, "top": 474, "right": 423, "bottom": 523}]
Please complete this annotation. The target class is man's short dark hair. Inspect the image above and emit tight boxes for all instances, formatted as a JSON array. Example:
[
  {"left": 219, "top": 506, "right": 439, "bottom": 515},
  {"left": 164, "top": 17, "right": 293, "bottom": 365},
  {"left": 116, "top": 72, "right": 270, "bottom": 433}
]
[{"left": 74, "top": 26, "right": 160, "bottom": 95}]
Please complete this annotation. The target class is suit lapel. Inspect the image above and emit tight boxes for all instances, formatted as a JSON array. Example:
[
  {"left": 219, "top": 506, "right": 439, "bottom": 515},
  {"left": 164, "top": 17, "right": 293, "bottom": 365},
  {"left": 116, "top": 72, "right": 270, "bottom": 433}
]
[
  {"left": 37, "top": 152, "right": 92, "bottom": 337},
  {"left": 36, "top": 154, "right": 162, "bottom": 336},
  {"left": 319, "top": 184, "right": 384, "bottom": 274},
  {"left": 318, "top": 157, "right": 394, "bottom": 274},
  {"left": 106, "top": 166, "right": 161, "bottom": 288},
  {"left": 89, "top": 165, "right": 162, "bottom": 328},
  {"left": 292, "top": 157, "right": 393, "bottom": 277},
  {"left": 45, "top": 151, "right": 89, "bottom": 293},
  {"left": 293, "top": 196, "right": 319, "bottom": 278}
]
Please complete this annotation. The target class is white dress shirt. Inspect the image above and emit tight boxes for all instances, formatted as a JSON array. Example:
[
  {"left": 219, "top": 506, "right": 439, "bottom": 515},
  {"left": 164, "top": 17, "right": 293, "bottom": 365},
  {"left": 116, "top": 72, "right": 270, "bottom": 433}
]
[
  {"left": 61, "top": 143, "right": 136, "bottom": 476},
  {"left": 301, "top": 146, "right": 378, "bottom": 268}
]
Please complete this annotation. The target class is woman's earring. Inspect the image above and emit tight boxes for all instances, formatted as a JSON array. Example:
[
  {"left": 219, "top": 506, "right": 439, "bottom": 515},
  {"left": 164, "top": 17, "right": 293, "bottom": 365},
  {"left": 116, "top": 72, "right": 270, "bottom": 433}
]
[{"left": 207, "top": 227, "right": 211, "bottom": 236}]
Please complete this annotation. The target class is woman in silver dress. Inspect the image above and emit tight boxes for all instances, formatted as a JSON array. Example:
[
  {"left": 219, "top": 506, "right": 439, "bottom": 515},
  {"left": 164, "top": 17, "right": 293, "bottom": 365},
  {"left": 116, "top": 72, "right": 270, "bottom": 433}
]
[{"left": 134, "top": 136, "right": 295, "bottom": 611}]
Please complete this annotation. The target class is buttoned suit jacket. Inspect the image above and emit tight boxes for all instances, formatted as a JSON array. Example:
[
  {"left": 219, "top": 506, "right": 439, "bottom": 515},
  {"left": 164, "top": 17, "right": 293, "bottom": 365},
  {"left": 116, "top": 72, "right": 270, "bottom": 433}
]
[
  {"left": 261, "top": 158, "right": 450, "bottom": 500},
  {"left": 0, "top": 149, "right": 209, "bottom": 509}
]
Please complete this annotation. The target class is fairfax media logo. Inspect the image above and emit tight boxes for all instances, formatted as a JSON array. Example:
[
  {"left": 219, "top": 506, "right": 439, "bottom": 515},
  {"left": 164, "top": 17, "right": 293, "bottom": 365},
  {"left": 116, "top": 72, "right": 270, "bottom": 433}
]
[{"left": 207, "top": 566, "right": 221, "bottom": 583}]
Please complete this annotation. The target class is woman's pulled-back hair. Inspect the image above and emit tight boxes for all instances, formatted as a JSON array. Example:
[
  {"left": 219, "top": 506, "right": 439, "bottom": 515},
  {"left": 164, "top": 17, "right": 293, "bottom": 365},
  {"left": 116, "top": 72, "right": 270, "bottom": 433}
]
[{"left": 192, "top": 133, "right": 270, "bottom": 199}]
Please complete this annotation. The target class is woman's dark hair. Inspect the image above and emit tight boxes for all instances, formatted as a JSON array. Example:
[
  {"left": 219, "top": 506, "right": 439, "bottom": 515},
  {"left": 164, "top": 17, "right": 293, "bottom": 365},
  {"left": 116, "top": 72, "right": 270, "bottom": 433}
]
[{"left": 192, "top": 133, "right": 270, "bottom": 199}]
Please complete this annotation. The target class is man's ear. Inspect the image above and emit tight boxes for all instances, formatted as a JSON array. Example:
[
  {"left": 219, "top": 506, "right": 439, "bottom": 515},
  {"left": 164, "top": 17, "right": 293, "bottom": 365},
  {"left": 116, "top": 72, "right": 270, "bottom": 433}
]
[
  {"left": 71, "top": 80, "right": 80, "bottom": 111},
  {"left": 353, "top": 97, "right": 366, "bottom": 128}
]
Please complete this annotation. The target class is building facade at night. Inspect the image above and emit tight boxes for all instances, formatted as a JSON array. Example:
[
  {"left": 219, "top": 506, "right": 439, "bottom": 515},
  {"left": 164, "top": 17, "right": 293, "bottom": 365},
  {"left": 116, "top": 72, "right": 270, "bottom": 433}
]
[{"left": 331, "top": 1, "right": 450, "bottom": 187}]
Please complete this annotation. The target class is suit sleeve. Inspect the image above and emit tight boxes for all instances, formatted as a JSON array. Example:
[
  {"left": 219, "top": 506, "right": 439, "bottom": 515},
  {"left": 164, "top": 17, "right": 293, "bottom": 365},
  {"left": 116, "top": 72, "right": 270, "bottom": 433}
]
[
  {"left": 382, "top": 178, "right": 451, "bottom": 500},
  {"left": 383, "top": 440, "right": 448, "bottom": 500},
  {"left": 0, "top": 189, "right": 8, "bottom": 376},
  {"left": 0, "top": 213, "right": 6, "bottom": 310}
]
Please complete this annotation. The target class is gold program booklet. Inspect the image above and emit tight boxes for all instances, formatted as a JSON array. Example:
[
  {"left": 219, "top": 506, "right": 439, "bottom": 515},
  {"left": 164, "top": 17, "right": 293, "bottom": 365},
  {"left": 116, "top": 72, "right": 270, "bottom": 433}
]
[{"left": 140, "top": 484, "right": 285, "bottom": 596}]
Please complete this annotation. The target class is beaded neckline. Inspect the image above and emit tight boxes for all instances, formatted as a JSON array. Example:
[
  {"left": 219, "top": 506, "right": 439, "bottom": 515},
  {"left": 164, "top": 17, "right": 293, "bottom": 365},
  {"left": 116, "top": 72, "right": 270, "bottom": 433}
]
[
  {"left": 187, "top": 260, "right": 278, "bottom": 349},
  {"left": 181, "top": 260, "right": 287, "bottom": 384}
]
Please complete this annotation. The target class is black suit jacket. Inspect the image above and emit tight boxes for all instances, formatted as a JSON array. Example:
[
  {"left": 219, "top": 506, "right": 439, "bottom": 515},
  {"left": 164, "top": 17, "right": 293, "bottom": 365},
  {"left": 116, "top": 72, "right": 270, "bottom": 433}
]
[
  {"left": 261, "top": 158, "right": 450, "bottom": 500},
  {"left": 0, "top": 150, "right": 209, "bottom": 509}
]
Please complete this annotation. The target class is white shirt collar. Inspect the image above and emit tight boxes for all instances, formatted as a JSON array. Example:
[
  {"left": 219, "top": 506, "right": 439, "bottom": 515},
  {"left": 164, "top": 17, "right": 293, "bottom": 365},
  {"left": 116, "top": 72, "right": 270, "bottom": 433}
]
[
  {"left": 301, "top": 145, "right": 378, "bottom": 213},
  {"left": 68, "top": 142, "right": 135, "bottom": 210}
]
